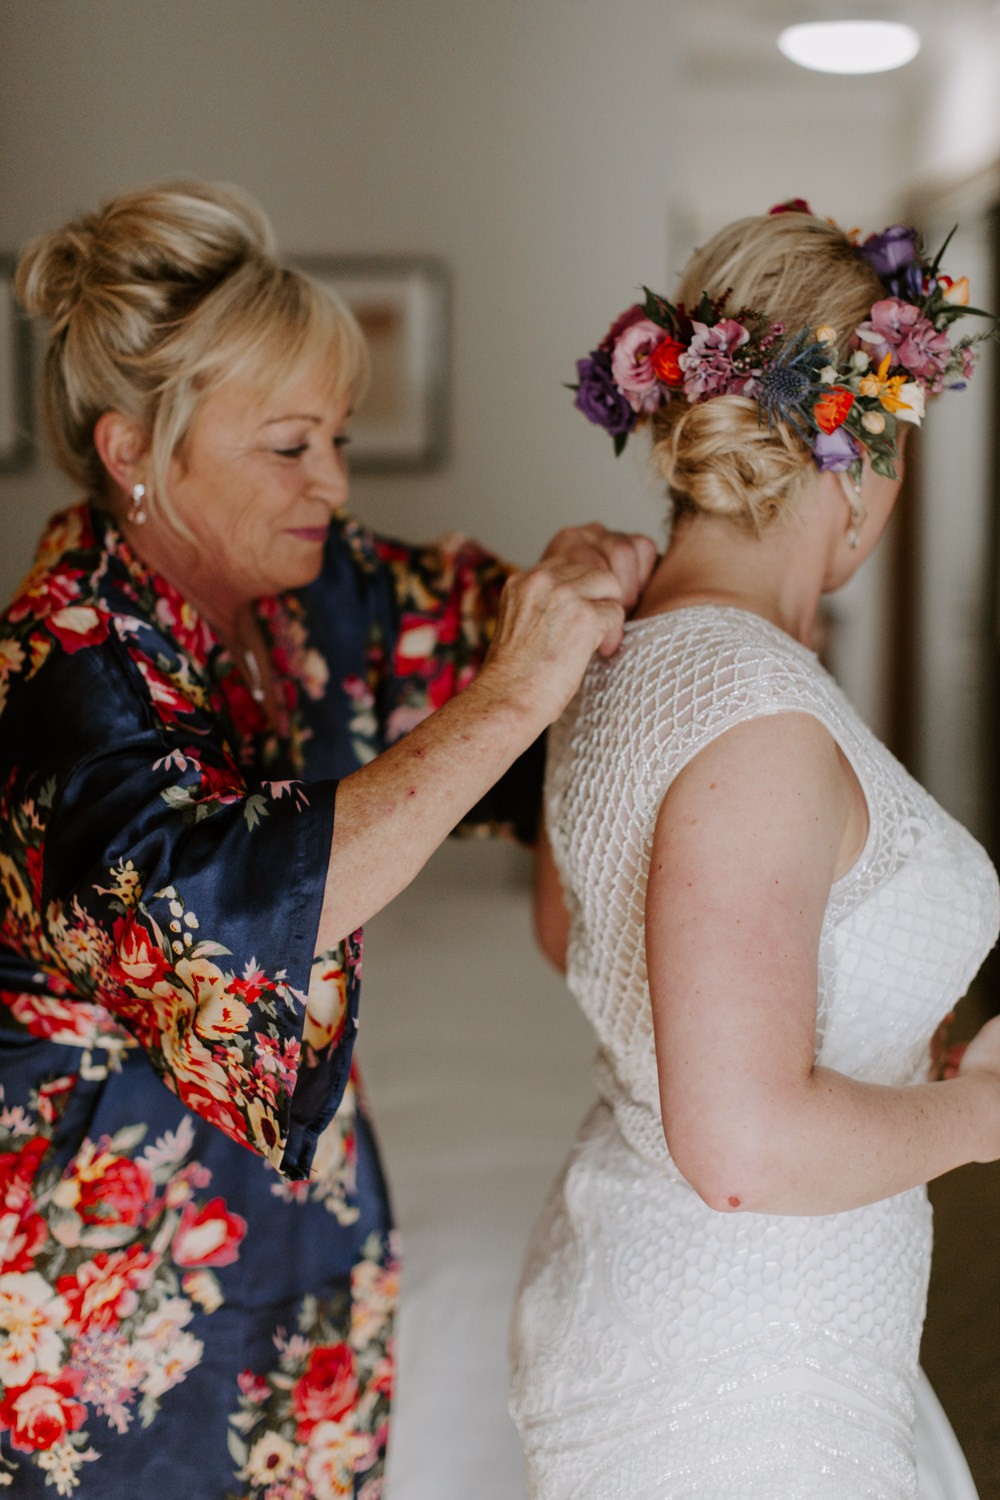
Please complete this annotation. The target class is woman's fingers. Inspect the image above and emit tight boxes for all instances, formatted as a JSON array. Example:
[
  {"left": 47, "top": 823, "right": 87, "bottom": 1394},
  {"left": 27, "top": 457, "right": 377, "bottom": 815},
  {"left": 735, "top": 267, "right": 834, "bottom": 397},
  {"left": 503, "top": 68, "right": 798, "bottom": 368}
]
[
  {"left": 484, "top": 555, "right": 627, "bottom": 724},
  {"left": 541, "top": 524, "right": 658, "bottom": 610}
]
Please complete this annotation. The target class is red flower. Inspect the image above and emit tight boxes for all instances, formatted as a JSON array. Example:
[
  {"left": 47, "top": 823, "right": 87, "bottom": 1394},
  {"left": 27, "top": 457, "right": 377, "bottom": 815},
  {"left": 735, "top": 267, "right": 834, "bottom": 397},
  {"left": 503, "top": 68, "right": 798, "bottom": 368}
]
[
  {"left": 171, "top": 1197, "right": 247, "bottom": 1268},
  {"left": 45, "top": 606, "right": 110, "bottom": 655},
  {"left": 813, "top": 386, "right": 855, "bottom": 434},
  {"left": 0, "top": 1369, "right": 86, "bottom": 1452},
  {"left": 291, "top": 1343, "right": 358, "bottom": 1439},
  {"left": 193, "top": 759, "right": 244, "bottom": 806},
  {"left": 0, "top": 1137, "right": 49, "bottom": 1272},
  {"left": 36, "top": 1074, "right": 76, "bottom": 1127},
  {"left": 5, "top": 569, "right": 84, "bottom": 625},
  {"left": 57, "top": 1245, "right": 157, "bottom": 1332},
  {"left": 130, "top": 655, "right": 197, "bottom": 724},
  {"left": 651, "top": 336, "right": 686, "bottom": 386},
  {"left": 75, "top": 1155, "right": 153, "bottom": 1228},
  {"left": 769, "top": 198, "right": 812, "bottom": 216},
  {"left": 109, "top": 914, "right": 170, "bottom": 991}
]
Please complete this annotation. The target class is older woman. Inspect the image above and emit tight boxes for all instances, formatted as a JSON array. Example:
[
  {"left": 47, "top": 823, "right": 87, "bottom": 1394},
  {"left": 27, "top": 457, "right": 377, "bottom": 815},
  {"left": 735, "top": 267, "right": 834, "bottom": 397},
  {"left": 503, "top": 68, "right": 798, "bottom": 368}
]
[
  {"left": 510, "top": 206, "right": 1000, "bottom": 1496},
  {"left": 0, "top": 180, "right": 652, "bottom": 1497}
]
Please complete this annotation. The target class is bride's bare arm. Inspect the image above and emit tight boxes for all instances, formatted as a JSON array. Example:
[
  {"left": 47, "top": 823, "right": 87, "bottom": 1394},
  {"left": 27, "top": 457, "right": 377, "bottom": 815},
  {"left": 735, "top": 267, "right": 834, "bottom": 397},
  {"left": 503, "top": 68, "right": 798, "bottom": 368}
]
[{"left": 646, "top": 711, "right": 1000, "bottom": 1216}]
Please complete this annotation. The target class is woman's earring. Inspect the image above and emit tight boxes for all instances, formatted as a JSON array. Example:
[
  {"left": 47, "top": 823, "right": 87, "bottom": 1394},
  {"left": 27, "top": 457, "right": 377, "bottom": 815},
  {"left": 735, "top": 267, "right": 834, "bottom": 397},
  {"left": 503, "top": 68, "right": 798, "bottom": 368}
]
[
  {"left": 128, "top": 482, "right": 148, "bottom": 526},
  {"left": 842, "top": 475, "right": 864, "bottom": 550}
]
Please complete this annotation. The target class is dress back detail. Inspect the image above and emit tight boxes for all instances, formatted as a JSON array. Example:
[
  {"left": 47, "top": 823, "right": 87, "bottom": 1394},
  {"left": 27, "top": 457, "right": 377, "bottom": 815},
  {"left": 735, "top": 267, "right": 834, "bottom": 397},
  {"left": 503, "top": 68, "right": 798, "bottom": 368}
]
[{"left": 547, "top": 606, "right": 999, "bottom": 1173}]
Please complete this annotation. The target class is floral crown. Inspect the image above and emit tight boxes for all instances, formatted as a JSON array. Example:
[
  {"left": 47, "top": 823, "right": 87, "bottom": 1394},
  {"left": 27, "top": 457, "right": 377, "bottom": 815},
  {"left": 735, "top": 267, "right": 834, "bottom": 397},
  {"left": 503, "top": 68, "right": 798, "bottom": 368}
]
[{"left": 572, "top": 202, "right": 995, "bottom": 479}]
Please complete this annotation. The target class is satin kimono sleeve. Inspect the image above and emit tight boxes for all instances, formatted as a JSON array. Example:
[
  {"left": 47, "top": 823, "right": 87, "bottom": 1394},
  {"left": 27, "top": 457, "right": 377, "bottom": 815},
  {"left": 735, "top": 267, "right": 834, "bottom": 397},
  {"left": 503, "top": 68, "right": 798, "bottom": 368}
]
[
  {"left": 299, "top": 521, "right": 545, "bottom": 841},
  {"left": 0, "top": 607, "right": 345, "bottom": 1180}
]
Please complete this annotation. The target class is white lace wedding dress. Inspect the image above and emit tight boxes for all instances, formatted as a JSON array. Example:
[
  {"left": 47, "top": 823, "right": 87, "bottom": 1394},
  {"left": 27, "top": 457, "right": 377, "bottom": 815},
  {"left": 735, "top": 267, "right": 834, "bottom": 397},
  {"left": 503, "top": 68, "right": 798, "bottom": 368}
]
[{"left": 509, "top": 607, "right": 999, "bottom": 1499}]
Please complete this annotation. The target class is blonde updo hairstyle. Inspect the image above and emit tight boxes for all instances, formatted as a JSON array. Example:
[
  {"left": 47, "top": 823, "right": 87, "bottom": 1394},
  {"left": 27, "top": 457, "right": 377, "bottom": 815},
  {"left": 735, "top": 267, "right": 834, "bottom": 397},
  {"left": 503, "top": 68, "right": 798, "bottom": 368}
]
[
  {"left": 652, "top": 212, "right": 885, "bottom": 533},
  {"left": 15, "top": 180, "right": 370, "bottom": 534}
]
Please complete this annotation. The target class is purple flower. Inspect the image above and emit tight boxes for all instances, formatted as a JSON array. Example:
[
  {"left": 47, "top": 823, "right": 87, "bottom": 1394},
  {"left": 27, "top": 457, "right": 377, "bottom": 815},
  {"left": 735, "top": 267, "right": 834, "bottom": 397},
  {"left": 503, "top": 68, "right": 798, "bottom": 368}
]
[
  {"left": 812, "top": 426, "right": 862, "bottom": 472},
  {"left": 679, "top": 319, "right": 752, "bottom": 402},
  {"left": 573, "top": 352, "right": 637, "bottom": 437},
  {"left": 611, "top": 319, "right": 667, "bottom": 413},
  {"left": 858, "top": 226, "right": 919, "bottom": 281}
]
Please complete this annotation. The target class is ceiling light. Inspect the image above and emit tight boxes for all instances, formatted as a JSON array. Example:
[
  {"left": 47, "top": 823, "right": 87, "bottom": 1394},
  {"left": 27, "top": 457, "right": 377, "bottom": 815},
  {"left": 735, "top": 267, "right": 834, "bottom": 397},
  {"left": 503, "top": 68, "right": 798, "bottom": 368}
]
[{"left": 777, "top": 19, "right": 921, "bottom": 74}]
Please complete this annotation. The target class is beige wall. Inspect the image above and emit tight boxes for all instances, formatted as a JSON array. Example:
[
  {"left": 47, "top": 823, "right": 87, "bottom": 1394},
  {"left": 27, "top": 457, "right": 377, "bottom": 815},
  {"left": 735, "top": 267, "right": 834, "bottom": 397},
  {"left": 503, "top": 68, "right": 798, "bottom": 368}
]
[
  {"left": 0, "top": 0, "right": 677, "bottom": 603},
  {"left": 4, "top": 3, "right": 999, "bottom": 749}
]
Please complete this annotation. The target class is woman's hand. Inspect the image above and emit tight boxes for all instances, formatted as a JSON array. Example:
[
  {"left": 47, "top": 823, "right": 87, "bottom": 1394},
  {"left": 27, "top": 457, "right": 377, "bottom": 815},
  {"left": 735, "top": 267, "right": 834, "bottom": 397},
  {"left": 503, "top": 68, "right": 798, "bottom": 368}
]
[
  {"left": 319, "top": 529, "right": 653, "bottom": 945},
  {"left": 541, "top": 523, "right": 658, "bottom": 631},
  {"left": 957, "top": 1013, "right": 1000, "bottom": 1081},
  {"left": 479, "top": 553, "right": 630, "bottom": 727}
]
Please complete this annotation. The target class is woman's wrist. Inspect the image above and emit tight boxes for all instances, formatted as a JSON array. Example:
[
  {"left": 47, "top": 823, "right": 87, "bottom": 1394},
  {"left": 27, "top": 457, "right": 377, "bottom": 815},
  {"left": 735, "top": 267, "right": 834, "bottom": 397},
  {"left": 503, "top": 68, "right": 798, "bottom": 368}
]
[{"left": 952, "top": 1066, "right": 1000, "bottom": 1165}]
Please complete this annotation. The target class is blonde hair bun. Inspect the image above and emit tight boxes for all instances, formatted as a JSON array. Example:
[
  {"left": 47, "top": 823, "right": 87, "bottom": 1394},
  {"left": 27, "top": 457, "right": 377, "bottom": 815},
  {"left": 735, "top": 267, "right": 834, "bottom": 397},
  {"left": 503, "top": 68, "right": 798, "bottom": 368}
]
[
  {"left": 651, "top": 212, "right": 884, "bottom": 532},
  {"left": 14, "top": 181, "right": 366, "bottom": 513}
]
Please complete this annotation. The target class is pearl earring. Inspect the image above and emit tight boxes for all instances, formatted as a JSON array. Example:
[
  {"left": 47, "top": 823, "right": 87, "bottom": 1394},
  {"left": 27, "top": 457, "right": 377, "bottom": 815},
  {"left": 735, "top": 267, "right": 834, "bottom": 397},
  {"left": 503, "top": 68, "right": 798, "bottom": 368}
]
[
  {"left": 129, "top": 482, "right": 148, "bottom": 526},
  {"left": 842, "top": 475, "right": 863, "bottom": 550}
]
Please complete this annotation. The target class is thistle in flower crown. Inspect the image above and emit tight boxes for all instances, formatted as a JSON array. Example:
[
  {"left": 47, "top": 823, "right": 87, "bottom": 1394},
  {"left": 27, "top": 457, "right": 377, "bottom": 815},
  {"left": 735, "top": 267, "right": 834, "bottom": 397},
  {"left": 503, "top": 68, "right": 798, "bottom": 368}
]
[{"left": 570, "top": 205, "right": 996, "bottom": 480}]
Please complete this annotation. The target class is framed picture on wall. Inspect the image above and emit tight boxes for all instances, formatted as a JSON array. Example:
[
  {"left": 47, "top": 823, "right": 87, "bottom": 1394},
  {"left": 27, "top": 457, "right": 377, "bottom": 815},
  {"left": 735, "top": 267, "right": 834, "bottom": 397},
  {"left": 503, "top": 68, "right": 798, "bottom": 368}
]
[
  {"left": 0, "top": 255, "right": 33, "bottom": 474},
  {"left": 295, "top": 255, "right": 449, "bottom": 472}
]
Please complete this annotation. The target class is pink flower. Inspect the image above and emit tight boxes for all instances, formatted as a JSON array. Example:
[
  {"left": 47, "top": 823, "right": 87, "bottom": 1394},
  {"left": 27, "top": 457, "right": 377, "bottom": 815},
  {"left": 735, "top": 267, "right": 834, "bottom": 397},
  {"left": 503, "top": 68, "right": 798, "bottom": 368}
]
[
  {"left": 610, "top": 319, "right": 667, "bottom": 413},
  {"left": 679, "top": 320, "right": 752, "bottom": 402},
  {"left": 597, "top": 303, "right": 648, "bottom": 353},
  {"left": 855, "top": 298, "right": 951, "bottom": 388}
]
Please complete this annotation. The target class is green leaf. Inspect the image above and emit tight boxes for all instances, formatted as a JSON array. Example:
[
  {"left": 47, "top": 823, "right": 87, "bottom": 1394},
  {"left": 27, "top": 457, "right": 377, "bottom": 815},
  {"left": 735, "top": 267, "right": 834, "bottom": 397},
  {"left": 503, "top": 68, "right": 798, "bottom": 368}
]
[
  {"left": 928, "top": 224, "right": 957, "bottom": 280},
  {"left": 160, "top": 785, "right": 194, "bottom": 811},
  {"left": 871, "top": 449, "right": 898, "bottom": 480},
  {"left": 227, "top": 1428, "right": 248, "bottom": 1467},
  {"left": 613, "top": 431, "right": 629, "bottom": 458},
  {"left": 243, "top": 794, "right": 269, "bottom": 831}
]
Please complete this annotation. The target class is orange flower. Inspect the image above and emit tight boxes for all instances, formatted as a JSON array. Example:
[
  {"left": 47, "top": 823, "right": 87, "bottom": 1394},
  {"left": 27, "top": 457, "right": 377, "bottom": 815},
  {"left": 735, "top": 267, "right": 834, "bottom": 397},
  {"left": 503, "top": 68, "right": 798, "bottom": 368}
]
[
  {"left": 859, "top": 352, "right": 910, "bottom": 413},
  {"left": 651, "top": 336, "right": 686, "bottom": 386},
  {"left": 813, "top": 386, "right": 855, "bottom": 434}
]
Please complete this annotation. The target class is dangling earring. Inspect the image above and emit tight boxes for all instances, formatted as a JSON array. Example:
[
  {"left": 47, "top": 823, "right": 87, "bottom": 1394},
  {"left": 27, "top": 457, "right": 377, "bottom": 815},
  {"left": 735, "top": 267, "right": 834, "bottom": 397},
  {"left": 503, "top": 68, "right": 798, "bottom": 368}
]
[
  {"left": 839, "top": 472, "right": 864, "bottom": 550},
  {"left": 129, "top": 482, "right": 148, "bottom": 526}
]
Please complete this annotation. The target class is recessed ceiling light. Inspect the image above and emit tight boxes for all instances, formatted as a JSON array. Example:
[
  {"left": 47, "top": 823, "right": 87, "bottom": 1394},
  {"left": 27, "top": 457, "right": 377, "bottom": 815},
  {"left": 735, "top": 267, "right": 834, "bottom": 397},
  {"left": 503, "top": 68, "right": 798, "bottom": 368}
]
[{"left": 777, "top": 19, "right": 921, "bottom": 74}]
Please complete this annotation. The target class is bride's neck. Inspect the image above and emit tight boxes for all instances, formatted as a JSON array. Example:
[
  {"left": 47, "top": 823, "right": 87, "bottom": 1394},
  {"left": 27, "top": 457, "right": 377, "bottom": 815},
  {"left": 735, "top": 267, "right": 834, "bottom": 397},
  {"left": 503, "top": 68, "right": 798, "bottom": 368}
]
[{"left": 634, "top": 512, "right": 826, "bottom": 648}]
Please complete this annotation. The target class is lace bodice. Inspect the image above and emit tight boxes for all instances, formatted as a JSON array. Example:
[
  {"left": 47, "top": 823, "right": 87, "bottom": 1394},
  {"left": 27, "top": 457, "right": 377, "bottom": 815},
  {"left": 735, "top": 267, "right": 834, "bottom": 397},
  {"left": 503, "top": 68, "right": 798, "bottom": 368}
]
[
  {"left": 510, "top": 606, "right": 998, "bottom": 1498},
  {"left": 547, "top": 606, "right": 999, "bottom": 1170}
]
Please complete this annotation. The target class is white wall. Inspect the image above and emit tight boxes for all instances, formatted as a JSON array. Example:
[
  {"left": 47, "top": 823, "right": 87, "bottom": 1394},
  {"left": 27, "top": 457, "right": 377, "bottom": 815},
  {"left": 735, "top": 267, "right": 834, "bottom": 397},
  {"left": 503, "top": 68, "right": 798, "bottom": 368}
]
[{"left": 0, "top": 0, "right": 677, "bottom": 604}]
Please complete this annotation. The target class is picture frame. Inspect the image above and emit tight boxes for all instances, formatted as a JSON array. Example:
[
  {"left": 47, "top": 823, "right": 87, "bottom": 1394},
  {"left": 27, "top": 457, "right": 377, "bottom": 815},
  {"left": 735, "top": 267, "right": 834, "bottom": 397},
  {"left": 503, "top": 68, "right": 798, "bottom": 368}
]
[
  {"left": 0, "top": 254, "right": 33, "bottom": 474},
  {"left": 295, "top": 255, "right": 449, "bottom": 473}
]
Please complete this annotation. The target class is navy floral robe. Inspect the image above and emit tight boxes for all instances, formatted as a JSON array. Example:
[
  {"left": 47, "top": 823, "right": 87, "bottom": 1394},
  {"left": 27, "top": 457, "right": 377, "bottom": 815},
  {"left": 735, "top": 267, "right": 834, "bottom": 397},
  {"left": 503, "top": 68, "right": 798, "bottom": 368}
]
[{"left": 0, "top": 501, "right": 537, "bottom": 1499}]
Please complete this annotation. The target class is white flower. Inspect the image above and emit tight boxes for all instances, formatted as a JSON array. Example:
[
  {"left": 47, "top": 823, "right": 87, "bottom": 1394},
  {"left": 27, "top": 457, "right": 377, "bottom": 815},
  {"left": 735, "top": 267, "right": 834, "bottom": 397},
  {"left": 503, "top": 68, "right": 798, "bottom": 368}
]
[
  {"left": 819, "top": 365, "right": 838, "bottom": 385},
  {"left": 244, "top": 1432, "right": 296, "bottom": 1485},
  {"left": 895, "top": 382, "right": 926, "bottom": 426},
  {"left": 137, "top": 1328, "right": 203, "bottom": 1397},
  {"left": 861, "top": 411, "right": 886, "bottom": 434},
  {"left": 0, "top": 1273, "right": 69, "bottom": 1384},
  {"left": 850, "top": 349, "right": 871, "bottom": 372}
]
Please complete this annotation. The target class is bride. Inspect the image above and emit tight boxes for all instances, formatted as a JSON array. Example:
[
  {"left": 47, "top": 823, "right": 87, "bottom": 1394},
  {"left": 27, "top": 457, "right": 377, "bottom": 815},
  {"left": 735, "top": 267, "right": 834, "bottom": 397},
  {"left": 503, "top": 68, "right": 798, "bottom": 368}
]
[{"left": 509, "top": 204, "right": 1000, "bottom": 1497}]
